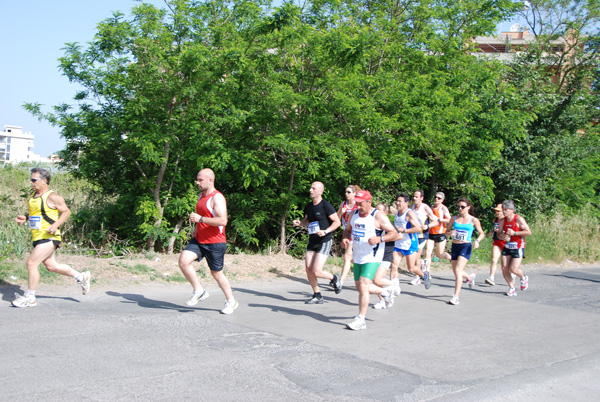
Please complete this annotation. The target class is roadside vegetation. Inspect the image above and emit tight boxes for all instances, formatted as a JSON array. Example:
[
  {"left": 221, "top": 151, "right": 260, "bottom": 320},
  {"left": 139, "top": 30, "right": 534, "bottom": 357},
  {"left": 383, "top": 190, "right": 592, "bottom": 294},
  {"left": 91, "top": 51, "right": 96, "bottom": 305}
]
[{"left": 2, "top": 1, "right": 599, "bottom": 284}]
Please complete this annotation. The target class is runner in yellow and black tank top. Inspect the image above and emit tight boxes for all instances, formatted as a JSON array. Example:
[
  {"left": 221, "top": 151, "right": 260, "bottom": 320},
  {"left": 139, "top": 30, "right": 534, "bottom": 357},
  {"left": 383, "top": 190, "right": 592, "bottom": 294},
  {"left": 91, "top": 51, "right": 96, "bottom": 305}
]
[{"left": 28, "top": 190, "right": 62, "bottom": 243}]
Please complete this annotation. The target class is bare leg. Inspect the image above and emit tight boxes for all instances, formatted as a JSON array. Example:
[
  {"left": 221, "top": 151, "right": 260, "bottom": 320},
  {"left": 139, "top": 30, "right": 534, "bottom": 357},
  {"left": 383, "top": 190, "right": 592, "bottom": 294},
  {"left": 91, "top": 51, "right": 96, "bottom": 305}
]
[
  {"left": 357, "top": 277, "right": 371, "bottom": 317},
  {"left": 305, "top": 251, "right": 332, "bottom": 293},
  {"left": 210, "top": 270, "right": 234, "bottom": 300},
  {"left": 406, "top": 253, "right": 422, "bottom": 277},
  {"left": 179, "top": 250, "right": 203, "bottom": 291},
  {"left": 436, "top": 240, "right": 451, "bottom": 260},
  {"left": 390, "top": 251, "right": 401, "bottom": 281},
  {"left": 489, "top": 245, "right": 501, "bottom": 278},
  {"left": 451, "top": 256, "right": 470, "bottom": 298},
  {"left": 30, "top": 242, "right": 79, "bottom": 291},
  {"left": 339, "top": 243, "right": 353, "bottom": 283},
  {"left": 424, "top": 240, "right": 434, "bottom": 271}
]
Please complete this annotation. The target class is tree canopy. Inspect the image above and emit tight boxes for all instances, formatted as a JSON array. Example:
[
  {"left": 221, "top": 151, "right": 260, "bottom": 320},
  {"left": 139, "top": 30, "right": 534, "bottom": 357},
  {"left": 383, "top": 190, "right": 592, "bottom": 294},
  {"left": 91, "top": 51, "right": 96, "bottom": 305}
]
[{"left": 25, "top": 0, "right": 599, "bottom": 254}]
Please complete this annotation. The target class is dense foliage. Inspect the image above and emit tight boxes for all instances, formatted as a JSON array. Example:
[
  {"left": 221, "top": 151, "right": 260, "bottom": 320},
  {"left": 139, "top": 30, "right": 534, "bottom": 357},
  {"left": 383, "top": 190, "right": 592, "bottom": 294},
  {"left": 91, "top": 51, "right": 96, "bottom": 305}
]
[{"left": 24, "top": 0, "right": 600, "bottom": 254}]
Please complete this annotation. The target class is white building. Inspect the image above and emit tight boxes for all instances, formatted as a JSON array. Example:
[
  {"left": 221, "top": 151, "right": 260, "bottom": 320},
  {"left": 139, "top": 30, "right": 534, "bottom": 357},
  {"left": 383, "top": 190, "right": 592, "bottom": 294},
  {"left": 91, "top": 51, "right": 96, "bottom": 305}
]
[{"left": 0, "top": 125, "right": 60, "bottom": 164}]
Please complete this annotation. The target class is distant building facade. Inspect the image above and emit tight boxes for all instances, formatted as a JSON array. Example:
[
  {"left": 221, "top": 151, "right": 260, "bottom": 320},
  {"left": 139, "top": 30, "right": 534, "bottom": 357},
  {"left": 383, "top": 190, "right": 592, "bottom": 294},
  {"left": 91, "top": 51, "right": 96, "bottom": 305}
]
[{"left": 0, "top": 125, "right": 61, "bottom": 164}]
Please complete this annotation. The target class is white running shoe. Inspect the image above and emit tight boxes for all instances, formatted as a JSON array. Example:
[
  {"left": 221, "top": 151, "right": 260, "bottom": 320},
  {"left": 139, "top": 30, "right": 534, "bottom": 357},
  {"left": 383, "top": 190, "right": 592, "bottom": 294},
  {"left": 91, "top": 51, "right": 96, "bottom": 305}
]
[
  {"left": 373, "top": 299, "right": 387, "bottom": 309},
  {"left": 392, "top": 279, "right": 401, "bottom": 296},
  {"left": 221, "top": 299, "right": 239, "bottom": 315},
  {"left": 520, "top": 275, "right": 529, "bottom": 291},
  {"left": 485, "top": 276, "right": 495, "bottom": 286},
  {"left": 506, "top": 287, "right": 517, "bottom": 297},
  {"left": 468, "top": 273, "right": 476, "bottom": 289},
  {"left": 448, "top": 296, "right": 460, "bottom": 305},
  {"left": 186, "top": 289, "right": 209, "bottom": 306},
  {"left": 79, "top": 271, "right": 91, "bottom": 295},
  {"left": 410, "top": 276, "right": 422, "bottom": 286},
  {"left": 12, "top": 293, "right": 37, "bottom": 308},
  {"left": 383, "top": 288, "right": 395, "bottom": 309},
  {"left": 346, "top": 316, "right": 366, "bottom": 331}
]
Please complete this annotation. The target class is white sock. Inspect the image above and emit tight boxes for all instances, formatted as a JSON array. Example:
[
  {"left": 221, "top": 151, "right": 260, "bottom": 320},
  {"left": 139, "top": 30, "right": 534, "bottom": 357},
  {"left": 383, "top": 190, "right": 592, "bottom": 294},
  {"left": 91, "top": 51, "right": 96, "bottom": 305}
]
[
  {"left": 26, "top": 290, "right": 36, "bottom": 297},
  {"left": 193, "top": 287, "right": 205, "bottom": 294},
  {"left": 74, "top": 272, "right": 84, "bottom": 282}
]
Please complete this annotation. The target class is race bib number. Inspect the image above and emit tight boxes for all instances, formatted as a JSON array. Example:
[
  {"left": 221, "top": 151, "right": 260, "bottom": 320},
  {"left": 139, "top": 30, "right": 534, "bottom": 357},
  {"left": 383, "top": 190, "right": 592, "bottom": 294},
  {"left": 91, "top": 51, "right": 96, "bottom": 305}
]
[
  {"left": 29, "top": 216, "right": 42, "bottom": 230},
  {"left": 454, "top": 229, "right": 468, "bottom": 242},
  {"left": 352, "top": 230, "right": 366, "bottom": 243},
  {"left": 505, "top": 241, "right": 519, "bottom": 250},
  {"left": 308, "top": 221, "right": 320, "bottom": 235}
]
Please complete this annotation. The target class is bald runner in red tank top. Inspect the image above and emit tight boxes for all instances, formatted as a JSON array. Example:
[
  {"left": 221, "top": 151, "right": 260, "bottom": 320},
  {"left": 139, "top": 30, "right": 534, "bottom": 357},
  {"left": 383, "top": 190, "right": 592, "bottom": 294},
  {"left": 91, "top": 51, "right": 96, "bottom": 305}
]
[{"left": 195, "top": 189, "right": 226, "bottom": 244}]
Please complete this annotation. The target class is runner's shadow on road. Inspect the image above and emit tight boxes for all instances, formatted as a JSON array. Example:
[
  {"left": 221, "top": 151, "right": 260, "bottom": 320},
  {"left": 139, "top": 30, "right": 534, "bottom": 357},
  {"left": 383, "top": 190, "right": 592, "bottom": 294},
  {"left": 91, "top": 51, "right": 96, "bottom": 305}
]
[
  {"left": 545, "top": 271, "right": 600, "bottom": 283},
  {"left": 105, "top": 291, "right": 215, "bottom": 313},
  {"left": 247, "top": 302, "right": 349, "bottom": 326},
  {"left": 235, "top": 287, "right": 356, "bottom": 306},
  {"left": 0, "top": 283, "right": 23, "bottom": 302}
]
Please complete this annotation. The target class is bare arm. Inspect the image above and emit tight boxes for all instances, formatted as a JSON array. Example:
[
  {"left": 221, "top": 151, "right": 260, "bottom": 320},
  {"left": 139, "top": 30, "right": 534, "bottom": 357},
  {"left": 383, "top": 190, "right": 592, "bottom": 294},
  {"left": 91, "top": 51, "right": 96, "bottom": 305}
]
[
  {"left": 509, "top": 216, "right": 532, "bottom": 237},
  {"left": 190, "top": 193, "right": 227, "bottom": 227},
  {"left": 405, "top": 210, "right": 422, "bottom": 234},
  {"left": 318, "top": 212, "right": 341, "bottom": 237},
  {"left": 15, "top": 199, "right": 28, "bottom": 225},
  {"left": 293, "top": 215, "right": 309, "bottom": 227},
  {"left": 445, "top": 216, "right": 456, "bottom": 236},
  {"left": 441, "top": 206, "right": 451, "bottom": 224},
  {"left": 368, "top": 212, "right": 401, "bottom": 245},
  {"left": 46, "top": 192, "right": 71, "bottom": 233},
  {"left": 424, "top": 205, "right": 439, "bottom": 229},
  {"left": 472, "top": 217, "right": 485, "bottom": 249},
  {"left": 341, "top": 222, "right": 353, "bottom": 249}
]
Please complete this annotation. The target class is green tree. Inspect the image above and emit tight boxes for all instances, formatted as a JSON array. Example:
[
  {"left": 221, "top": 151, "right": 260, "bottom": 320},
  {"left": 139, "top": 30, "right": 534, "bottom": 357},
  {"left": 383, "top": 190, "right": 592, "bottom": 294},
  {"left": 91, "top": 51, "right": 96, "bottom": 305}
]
[
  {"left": 25, "top": 0, "right": 531, "bottom": 254},
  {"left": 491, "top": 0, "right": 600, "bottom": 217}
]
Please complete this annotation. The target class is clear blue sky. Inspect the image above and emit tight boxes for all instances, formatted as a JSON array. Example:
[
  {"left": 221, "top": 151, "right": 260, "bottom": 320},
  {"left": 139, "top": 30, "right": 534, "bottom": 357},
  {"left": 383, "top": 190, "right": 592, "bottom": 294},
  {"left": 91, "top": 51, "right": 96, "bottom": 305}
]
[{"left": 0, "top": 0, "right": 516, "bottom": 156}]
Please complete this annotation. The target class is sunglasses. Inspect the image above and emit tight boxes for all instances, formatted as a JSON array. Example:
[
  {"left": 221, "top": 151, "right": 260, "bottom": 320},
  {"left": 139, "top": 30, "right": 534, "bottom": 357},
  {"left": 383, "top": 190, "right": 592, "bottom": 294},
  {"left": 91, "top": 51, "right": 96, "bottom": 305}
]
[
  {"left": 345, "top": 191, "right": 352, "bottom": 194},
  {"left": 30, "top": 178, "right": 43, "bottom": 182},
  {"left": 434, "top": 196, "right": 443, "bottom": 200},
  {"left": 457, "top": 205, "right": 468, "bottom": 210}
]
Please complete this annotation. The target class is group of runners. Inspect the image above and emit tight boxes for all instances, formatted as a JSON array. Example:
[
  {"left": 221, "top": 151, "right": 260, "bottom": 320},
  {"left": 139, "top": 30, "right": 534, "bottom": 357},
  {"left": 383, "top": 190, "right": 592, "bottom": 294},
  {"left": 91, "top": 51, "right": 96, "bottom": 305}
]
[
  {"left": 12, "top": 169, "right": 532, "bottom": 332},
  {"left": 294, "top": 182, "right": 532, "bottom": 330}
]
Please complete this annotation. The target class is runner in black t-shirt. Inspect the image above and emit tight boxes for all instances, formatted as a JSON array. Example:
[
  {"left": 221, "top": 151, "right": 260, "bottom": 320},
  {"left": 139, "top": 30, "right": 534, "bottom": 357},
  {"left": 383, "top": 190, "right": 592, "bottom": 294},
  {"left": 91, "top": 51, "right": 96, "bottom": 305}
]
[{"left": 293, "top": 181, "right": 342, "bottom": 304}]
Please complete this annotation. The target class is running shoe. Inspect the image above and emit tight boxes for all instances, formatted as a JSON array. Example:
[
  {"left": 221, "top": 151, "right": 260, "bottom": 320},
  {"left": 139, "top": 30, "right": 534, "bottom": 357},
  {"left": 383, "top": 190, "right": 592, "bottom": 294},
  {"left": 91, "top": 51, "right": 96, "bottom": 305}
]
[
  {"left": 485, "top": 276, "right": 495, "bottom": 286},
  {"left": 346, "top": 316, "right": 366, "bottom": 331},
  {"left": 220, "top": 299, "right": 239, "bottom": 315},
  {"left": 506, "top": 287, "right": 517, "bottom": 297},
  {"left": 373, "top": 299, "right": 387, "bottom": 309},
  {"left": 392, "top": 279, "right": 402, "bottom": 296},
  {"left": 423, "top": 271, "right": 431, "bottom": 290},
  {"left": 467, "top": 273, "right": 476, "bottom": 289},
  {"left": 383, "top": 287, "right": 395, "bottom": 308},
  {"left": 447, "top": 296, "right": 460, "bottom": 305},
  {"left": 12, "top": 293, "right": 37, "bottom": 308},
  {"left": 305, "top": 295, "right": 324, "bottom": 304},
  {"left": 520, "top": 275, "right": 529, "bottom": 291},
  {"left": 79, "top": 271, "right": 92, "bottom": 295},
  {"left": 185, "top": 289, "right": 209, "bottom": 306},
  {"left": 410, "top": 276, "right": 422, "bottom": 286},
  {"left": 330, "top": 274, "right": 342, "bottom": 294}
]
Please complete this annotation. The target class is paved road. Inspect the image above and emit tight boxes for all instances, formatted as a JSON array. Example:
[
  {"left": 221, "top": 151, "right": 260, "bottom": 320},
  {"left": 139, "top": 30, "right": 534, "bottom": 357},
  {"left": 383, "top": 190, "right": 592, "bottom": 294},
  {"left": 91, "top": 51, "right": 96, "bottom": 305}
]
[{"left": 1, "top": 265, "right": 599, "bottom": 401}]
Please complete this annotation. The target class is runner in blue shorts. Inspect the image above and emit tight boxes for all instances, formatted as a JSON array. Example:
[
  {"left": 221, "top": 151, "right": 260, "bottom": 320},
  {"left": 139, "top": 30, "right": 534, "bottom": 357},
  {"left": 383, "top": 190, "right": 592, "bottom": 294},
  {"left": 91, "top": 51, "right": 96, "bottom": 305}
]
[
  {"left": 445, "top": 197, "right": 485, "bottom": 305},
  {"left": 389, "top": 193, "right": 432, "bottom": 292}
]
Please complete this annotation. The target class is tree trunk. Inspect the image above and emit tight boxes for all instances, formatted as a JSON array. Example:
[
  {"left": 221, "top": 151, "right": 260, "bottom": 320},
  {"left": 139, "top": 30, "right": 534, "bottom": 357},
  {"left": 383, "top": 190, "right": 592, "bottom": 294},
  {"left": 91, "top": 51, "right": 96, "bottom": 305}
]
[
  {"left": 167, "top": 217, "right": 186, "bottom": 254},
  {"left": 279, "top": 163, "right": 296, "bottom": 254}
]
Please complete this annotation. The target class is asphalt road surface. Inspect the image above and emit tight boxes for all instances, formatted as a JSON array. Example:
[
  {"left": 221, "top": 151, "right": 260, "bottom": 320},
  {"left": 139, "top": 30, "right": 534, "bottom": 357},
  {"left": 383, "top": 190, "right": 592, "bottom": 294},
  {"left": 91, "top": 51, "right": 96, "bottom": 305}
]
[{"left": 2, "top": 265, "right": 599, "bottom": 401}]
